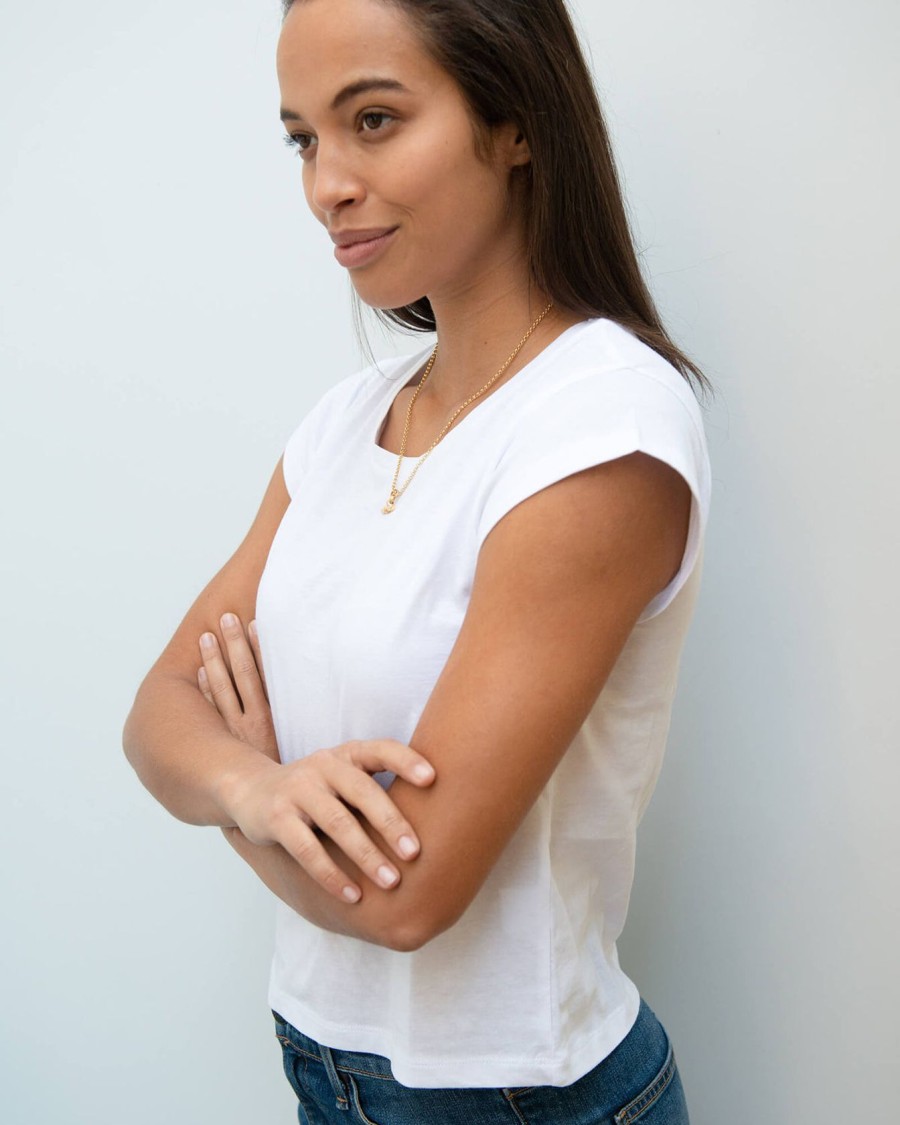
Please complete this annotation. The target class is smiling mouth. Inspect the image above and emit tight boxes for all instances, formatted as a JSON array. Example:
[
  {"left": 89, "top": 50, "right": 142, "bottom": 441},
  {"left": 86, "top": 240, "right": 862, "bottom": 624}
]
[{"left": 332, "top": 228, "right": 399, "bottom": 268}]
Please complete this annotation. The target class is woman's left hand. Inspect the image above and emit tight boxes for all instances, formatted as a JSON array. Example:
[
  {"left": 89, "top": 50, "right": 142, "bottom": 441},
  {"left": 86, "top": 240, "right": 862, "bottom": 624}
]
[{"left": 197, "top": 613, "right": 280, "bottom": 763}]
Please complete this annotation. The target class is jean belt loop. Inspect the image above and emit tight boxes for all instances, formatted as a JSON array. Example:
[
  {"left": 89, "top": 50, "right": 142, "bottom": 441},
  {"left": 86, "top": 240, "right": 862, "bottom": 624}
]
[{"left": 319, "top": 1043, "right": 350, "bottom": 1111}]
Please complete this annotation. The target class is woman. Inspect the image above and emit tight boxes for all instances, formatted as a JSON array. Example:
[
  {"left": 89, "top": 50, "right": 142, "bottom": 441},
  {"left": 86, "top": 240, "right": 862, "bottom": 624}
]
[{"left": 124, "top": 0, "right": 711, "bottom": 1121}]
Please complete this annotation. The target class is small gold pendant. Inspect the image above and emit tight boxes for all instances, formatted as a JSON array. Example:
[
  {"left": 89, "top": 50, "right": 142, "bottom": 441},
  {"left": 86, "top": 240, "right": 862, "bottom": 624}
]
[{"left": 382, "top": 490, "right": 398, "bottom": 514}]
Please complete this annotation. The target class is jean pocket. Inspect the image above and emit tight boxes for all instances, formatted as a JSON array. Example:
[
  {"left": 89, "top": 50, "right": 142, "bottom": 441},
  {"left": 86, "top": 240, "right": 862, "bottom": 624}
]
[
  {"left": 613, "top": 1043, "right": 689, "bottom": 1124},
  {"left": 340, "top": 1072, "right": 383, "bottom": 1125}
]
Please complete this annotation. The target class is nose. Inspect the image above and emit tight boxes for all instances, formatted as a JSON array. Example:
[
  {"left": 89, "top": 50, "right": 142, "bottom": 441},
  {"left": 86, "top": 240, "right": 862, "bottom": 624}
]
[{"left": 306, "top": 140, "right": 365, "bottom": 216}]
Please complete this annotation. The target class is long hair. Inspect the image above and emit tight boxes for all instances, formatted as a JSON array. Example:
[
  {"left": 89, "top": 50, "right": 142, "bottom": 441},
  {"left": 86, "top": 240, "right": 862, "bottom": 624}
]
[{"left": 281, "top": 0, "right": 712, "bottom": 400}]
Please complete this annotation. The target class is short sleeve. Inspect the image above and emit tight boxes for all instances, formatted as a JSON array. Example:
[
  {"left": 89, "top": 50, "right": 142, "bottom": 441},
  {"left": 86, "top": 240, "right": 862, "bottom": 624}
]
[
  {"left": 280, "top": 366, "right": 381, "bottom": 498},
  {"left": 476, "top": 366, "right": 712, "bottom": 622},
  {"left": 281, "top": 405, "right": 323, "bottom": 498}
]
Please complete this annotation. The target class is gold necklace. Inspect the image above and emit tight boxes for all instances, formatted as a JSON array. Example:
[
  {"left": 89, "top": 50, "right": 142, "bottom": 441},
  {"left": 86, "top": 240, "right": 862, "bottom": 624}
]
[{"left": 381, "top": 301, "right": 554, "bottom": 514}]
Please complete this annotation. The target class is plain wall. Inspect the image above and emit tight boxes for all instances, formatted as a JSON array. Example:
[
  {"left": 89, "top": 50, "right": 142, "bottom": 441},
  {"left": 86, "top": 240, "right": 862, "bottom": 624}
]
[{"left": 1, "top": 1, "right": 897, "bottom": 1121}]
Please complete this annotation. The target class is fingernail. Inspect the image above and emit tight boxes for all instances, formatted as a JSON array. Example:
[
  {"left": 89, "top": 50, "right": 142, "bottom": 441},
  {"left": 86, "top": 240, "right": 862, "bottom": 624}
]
[
  {"left": 378, "top": 865, "right": 399, "bottom": 888},
  {"left": 200, "top": 633, "right": 216, "bottom": 650},
  {"left": 221, "top": 613, "right": 237, "bottom": 628},
  {"left": 249, "top": 619, "right": 258, "bottom": 637},
  {"left": 342, "top": 885, "right": 361, "bottom": 903},
  {"left": 413, "top": 763, "right": 434, "bottom": 781},
  {"left": 398, "top": 835, "right": 418, "bottom": 859}
]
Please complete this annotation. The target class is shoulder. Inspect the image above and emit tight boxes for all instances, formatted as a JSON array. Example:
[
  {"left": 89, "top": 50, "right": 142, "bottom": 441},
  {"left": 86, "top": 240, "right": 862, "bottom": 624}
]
[
  {"left": 513, "top": 318, "right": 704, "bottom": 432},
  {"left": 474, "top": 319, "right": 711, "bottom": 620},
  {"left": 479, "top": 319, "right": 710, "bottom": 540}
]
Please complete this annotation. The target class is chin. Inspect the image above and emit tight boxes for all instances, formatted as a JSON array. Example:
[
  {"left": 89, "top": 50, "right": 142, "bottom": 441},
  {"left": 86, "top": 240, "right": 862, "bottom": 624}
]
[{"left": 350, "top": 276, "right": 426, "bottom": 312}]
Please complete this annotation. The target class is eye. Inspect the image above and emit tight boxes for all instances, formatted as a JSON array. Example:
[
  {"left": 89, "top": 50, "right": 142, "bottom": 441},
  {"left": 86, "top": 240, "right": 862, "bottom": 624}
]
[
  {"left": 283, "top": 132, "right": 316, "bottom": 158},
  {"left": 359, "top": 111, "right": 394, "bottom": 135}
]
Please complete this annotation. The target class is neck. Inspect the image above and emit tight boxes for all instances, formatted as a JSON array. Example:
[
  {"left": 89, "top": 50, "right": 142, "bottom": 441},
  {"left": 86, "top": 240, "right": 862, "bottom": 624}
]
[{"left": 419, "top": 266, "right": 581, "bottom": 409}]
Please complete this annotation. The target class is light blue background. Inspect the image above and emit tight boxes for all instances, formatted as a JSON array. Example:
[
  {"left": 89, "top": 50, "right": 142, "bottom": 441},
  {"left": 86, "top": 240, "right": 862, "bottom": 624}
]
[{"left": 2, "top": 1, "right": 897, "bottom": 1121}]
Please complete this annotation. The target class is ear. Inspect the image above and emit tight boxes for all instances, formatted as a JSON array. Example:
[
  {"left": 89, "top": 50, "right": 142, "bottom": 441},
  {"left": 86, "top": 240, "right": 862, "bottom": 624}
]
[
  {"left": 511, "top": 130, "right": 532, "bottom": 166},
  {"left": 497, "top": 121, "right": 532, "bottom": 168}
]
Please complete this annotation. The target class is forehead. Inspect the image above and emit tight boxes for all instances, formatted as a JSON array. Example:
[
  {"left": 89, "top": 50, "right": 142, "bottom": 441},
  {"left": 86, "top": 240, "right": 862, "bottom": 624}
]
[{"left": 277, "top": 0, "right": 438, "bottom": 103}]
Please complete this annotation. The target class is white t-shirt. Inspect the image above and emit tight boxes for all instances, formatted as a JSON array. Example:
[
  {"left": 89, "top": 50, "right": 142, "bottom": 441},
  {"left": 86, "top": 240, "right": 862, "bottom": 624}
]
[{"left": 256, "top": 316, "right": 712, "bottom": 1088}]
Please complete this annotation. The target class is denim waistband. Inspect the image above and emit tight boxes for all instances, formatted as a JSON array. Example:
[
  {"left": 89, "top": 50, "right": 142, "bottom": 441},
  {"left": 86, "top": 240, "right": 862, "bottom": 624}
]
[
  {"left": 272, "top": 1010, "right": 398, "bottom": 1080},
  {"left": 272, "top": 998, "right": 659, "bottom": 1085}
]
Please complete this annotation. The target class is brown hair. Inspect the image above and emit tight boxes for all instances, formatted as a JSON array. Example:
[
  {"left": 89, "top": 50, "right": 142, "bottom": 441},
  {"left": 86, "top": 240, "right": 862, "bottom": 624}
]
[{"left": 281, "top": 0, "right": 712, "bottom": 400}]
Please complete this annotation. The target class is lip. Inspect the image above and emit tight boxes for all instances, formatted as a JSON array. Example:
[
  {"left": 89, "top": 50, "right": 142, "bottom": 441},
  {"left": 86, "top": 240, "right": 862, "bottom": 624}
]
[{"left": 330, "top": 226, "right": 399, "bottom": 268}]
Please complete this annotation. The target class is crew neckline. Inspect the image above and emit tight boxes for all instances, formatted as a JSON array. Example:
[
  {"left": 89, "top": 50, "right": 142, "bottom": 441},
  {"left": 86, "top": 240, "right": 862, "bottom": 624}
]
[{"left": 371, "top": 317, "right": 599, "bottom": 461}]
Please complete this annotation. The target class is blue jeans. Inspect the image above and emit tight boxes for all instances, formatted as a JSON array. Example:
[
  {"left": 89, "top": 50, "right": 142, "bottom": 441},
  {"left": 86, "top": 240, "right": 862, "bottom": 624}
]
[{"left": 272, "top": 998, "right": 690, "bottom": 1124}]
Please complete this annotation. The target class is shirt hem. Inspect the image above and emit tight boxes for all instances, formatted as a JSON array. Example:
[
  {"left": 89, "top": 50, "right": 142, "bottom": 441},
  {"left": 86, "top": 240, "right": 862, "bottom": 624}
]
[{"left": 267, "top": 979, "right": 641, "bottom": 1089}]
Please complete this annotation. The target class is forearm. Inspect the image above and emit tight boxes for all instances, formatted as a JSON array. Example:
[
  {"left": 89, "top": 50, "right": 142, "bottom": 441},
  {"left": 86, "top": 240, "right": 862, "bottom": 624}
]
[
  {"left": 222, "top": 824, "right": 429, "bottom": 952},
  {"left": 123, "top": 670, "right": 278, "bottom": 827}
]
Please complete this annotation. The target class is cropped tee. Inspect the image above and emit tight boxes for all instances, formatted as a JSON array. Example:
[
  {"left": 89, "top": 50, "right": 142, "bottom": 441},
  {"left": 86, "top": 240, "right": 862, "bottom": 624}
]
[{"left": 255, "top": 316, "right": 712, "bottom": 1088}]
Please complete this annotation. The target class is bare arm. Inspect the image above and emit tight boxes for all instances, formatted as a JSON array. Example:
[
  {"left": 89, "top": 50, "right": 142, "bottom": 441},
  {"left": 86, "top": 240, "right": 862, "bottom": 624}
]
[
  {"left": 123, "top": 460, "right": 290, "bottom": 826},
  {"left": 122, "top": 458, "right": 436, "bottom": 901},
  {"left": 215, "top": 452, "right": 693, "bottom": 951}
]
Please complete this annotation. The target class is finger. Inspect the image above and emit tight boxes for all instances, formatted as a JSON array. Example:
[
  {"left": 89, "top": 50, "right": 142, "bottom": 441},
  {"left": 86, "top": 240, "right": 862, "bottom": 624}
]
[
  {"left": 197, "top": 665, "right": 215, "bottom": 706},
  {"left": 347, "top": 739, "right": 436, "bottom": 788},
  {"left": 248, "top": 619, "right": 268, "bottom": 698},
  {"left": 278, "top": 819, "right": 363, "bottom": 904},
  {"left": 199, "top": 632, "right": 243, "bottom": 724},
  {"left": 219, "top": 613, "right": 268, "bottom": 712},
  {"left": 305, "top": 788, "right": 402, "bottom": 890},
  {"left": 329, "top": 759, "right": 424, "bottom": 862}
]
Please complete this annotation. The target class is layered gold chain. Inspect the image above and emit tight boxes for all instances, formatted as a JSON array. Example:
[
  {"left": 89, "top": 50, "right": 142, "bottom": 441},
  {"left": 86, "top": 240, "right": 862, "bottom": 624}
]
[{"left": 382, "top": 301, "right": 554, "bottom": 514}]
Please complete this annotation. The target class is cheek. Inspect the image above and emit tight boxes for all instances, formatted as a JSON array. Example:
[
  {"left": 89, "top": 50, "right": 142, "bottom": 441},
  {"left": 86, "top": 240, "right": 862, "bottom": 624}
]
[
  {"left": 395, "top": 143, "right": 505, "bottom": 240},
  {"left": 419, "top": 170, "right": 511, "bottom": 262},
  {"left": 390, "top": 117, "right": 484, "bottom": 204}
]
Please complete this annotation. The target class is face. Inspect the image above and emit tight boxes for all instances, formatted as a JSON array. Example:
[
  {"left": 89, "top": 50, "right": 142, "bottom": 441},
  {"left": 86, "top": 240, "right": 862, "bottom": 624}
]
[{"left": 276, "top": 0, "right": 530, "bottom": 309}]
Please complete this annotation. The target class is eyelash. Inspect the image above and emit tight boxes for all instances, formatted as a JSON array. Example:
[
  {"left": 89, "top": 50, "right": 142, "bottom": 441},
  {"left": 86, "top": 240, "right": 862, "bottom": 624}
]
[
  {"left": 283, "top": 133, "right": 311, "bottom": 156},
  {"left": 283, "top": 111, "right": 395, "bottom": 157}
]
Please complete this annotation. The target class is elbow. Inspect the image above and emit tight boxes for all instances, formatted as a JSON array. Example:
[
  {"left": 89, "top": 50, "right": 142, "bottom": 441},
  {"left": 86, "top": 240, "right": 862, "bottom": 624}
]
[
  {"left": 122, "top": 688, "right": 152, "bottom": 774},
  {"left": 379, "top": 920, "right": 432, "bottom": 954},
  {"left": 122, "top": 668, "right": 156, "bottom": 769},
  {"left": 378, "top": 923, "right": 432, "bottom": 954},
  {"left": 121, "top": 704, "right": 139, "bottom": 770},
  {"left": 121, "top": 669, "right": 181, "bottom": 773},
  {"left": 373, "top": 895, "right": 465, "bottom": 954},
  {"left": 369, "top": 859, "right": 487, "bottom": 951}
]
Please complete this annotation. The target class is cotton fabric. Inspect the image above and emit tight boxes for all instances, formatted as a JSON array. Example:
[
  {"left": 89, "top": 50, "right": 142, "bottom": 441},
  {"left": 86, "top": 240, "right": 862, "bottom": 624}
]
[
  {"left": 255, "top": 317, "right": 712, "bottom": 1088},
  {"left": 271, "top": 997, "right": 690, "bottom": 1123}
]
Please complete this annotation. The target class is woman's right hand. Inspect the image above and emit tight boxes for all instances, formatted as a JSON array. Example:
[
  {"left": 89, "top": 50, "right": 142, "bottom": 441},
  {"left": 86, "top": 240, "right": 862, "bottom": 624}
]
[{"left": 199, "top": 613, "right": 436, "bottom": 903}]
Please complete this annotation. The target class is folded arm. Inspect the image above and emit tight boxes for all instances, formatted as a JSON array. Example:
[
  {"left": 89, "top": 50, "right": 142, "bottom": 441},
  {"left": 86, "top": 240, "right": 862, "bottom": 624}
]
[
  {"left": 123, "top": 461, "right": 290, "bottom": 826},
  {"left": 221, "top": 451, "right": 692, "bottom": 952},
  {"left": 122, "top": 459, "right": 436, "bottom": 900}
]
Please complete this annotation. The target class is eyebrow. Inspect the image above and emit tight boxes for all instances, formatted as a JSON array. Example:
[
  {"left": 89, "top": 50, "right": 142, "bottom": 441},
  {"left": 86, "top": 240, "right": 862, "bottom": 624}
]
[{"left": 280, "top": 77, "right": 411, "bottom": 123}]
